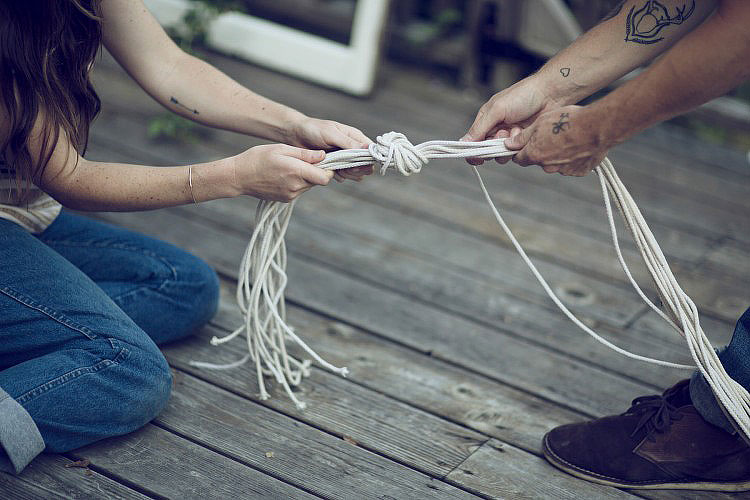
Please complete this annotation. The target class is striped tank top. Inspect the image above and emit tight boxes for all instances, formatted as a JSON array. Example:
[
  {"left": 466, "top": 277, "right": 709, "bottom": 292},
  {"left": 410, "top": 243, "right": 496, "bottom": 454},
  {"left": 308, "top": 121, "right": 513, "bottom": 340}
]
[{"left": 0, "top": 160, "right": 62, "bottom": 233}]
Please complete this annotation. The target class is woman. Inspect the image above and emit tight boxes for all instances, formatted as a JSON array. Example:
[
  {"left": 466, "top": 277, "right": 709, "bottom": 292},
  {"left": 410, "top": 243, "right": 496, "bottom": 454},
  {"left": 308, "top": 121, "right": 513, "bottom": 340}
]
[{"left": 0, "top": 0, "right": 372, "bottom": 474}]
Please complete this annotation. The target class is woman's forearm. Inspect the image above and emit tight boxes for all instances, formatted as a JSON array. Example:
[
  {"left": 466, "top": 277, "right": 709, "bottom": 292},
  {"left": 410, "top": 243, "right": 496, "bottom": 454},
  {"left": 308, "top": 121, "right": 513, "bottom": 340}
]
[
  {"left": 151, "top": 52, "right": 305, "bottom": 143},
  {"left": 45, "top": 157, "right": 239, "bottom": 211},
  {"left": 530, "top": 0, "right": 717, "bottom": 106}
]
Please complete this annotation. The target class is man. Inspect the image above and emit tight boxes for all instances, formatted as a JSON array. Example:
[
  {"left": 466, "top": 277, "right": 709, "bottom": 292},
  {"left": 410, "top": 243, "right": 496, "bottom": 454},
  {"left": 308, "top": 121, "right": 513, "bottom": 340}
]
[{"left": 463, "top": 0, "right": 750, "bottom": 491}]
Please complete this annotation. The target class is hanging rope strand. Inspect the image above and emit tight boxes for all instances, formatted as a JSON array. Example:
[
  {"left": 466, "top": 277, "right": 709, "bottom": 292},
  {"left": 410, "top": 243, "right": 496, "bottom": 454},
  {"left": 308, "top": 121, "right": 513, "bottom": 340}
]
[{"left": 189, "top": 132, "right": 750, "bottom": 441}]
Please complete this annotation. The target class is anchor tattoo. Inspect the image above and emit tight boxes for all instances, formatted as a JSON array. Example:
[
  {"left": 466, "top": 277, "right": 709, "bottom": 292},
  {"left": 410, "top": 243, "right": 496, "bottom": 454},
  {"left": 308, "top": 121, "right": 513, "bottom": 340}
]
[{"left": 552, "top": 113, "right": 570, "bottom": 135}]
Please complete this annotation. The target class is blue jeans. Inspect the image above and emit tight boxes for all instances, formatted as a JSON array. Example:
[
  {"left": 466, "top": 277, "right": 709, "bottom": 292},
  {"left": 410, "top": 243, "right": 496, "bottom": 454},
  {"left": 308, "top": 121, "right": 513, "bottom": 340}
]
[
  {"left": 691, "top": 307, "right": 750, "bottom": 434},
  {"left": 0, "top": 211, "right": 219, "bottom": 472}
]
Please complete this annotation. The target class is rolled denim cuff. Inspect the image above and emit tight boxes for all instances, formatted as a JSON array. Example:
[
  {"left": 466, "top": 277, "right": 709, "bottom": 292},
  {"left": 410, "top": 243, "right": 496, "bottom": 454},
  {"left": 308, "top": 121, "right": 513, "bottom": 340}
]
[
  {"left": 0, "top": 388, "right": 45, "bottom": 474},
  {"left": 690, "top": 369, "right": 737, "bottom": 435}
]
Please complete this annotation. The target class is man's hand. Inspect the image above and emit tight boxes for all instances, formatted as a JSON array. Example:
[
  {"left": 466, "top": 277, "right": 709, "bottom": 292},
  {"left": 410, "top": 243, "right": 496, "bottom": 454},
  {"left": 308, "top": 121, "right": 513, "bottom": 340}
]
[
  {"left": 288, "top": 117, "right": 373, "bottom": 182},
  {"left": 232, "top": 144, "right": 334, "bottom": 202},
  {"left": 461, "top": 77, "right": 561, "bottom": 165},
  {"left": 504, "top": 105, "right": 610, "bottom": 177}
]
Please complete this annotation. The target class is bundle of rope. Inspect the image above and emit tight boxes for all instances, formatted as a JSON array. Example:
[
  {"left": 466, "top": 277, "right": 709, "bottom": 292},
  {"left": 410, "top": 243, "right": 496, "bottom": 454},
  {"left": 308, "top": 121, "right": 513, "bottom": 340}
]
[{"left": 190, "top": 131, "right": 750, "bottom": 440}]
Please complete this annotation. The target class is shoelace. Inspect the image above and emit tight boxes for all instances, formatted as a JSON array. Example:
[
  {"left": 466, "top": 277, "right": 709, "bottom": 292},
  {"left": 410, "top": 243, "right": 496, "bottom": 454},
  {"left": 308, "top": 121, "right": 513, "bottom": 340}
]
[{"left": 628, "top": 385, "right": 686, "bottom": 438}]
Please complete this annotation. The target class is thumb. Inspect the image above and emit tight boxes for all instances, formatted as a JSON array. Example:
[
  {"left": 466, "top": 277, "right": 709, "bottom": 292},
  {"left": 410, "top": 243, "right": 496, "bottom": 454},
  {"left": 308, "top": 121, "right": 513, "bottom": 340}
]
[
  {"left": 300, "top": 164, "right": 334, "bottom": 186},
  {"left": 284, "top": 146, "right": 326, "bottom": 164},
  {"left": 462, "top": 111, "right": 496, "bottom": 142},
  {"left": 504, "top": 126, "right": 532, "bottom": 151},
  {"left": 329, "top": 128, "right": 363, "bottom": 151}
]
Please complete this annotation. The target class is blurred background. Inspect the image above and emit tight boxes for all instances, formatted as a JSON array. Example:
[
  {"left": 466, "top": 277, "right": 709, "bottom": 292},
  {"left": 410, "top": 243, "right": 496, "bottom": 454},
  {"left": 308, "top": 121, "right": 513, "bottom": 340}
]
[{"left": 149, "top": 0, "right": 750, "bottom": 154}]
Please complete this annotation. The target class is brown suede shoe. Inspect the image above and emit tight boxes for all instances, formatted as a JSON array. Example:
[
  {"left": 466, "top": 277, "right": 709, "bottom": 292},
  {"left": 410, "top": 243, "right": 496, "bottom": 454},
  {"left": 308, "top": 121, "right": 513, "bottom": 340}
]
[{"left": 543, "top": 380, "right": 750, "bottom": 491}]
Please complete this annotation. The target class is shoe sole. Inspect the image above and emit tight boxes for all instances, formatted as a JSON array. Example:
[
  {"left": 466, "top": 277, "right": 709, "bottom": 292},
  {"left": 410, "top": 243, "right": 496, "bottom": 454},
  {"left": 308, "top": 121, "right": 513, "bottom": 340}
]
[{"left": 542, "top": 432, "right": 750, "bottom": 492}]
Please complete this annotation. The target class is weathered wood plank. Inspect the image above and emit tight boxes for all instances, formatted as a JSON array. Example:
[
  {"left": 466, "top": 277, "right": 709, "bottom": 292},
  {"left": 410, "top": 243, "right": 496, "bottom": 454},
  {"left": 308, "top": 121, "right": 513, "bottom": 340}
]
[
  {"left": 322, "top": 173, "right": 746, "bottom": 323},
  {"left": 203, "top": 284, "right": 737, "bottom": 500},
  {"left": 632, "top": 309, "right": 736, "bottom": 350},
  {"left": 177, "top": 199, "right": 699, "bottom": 382},
  {"left": 608, "top": 146, "right": 750, "bottom": 210},
  {"left": 7, "top": 454, "right": 147, "bottom": 500},
  {"left": 445, "top": 439, "right": 636, "bottom": 499},
  {"left": 0, "top": 474, "right": 67, "bottom": 499},
  {"left": 476, "top": 154, "right": 749, "bottom": 245},
  {"left": 624, "top": 123, "right": 750, "bottom": 179},
  {"left": 703, "top": 239, "right": 750, "bottom": 283},
  {"left": 158, "top": 372, "right": 479, "bottom": 499},
  {"left": 75, "top": 423, "right": 317, "bottom": 499},
  {"left": 206, "top": 284, "right": 585, "bottom": 452},
  {"left": 167, "top": 324, "right": 487, "bottom": 479},
  {"left": 88, "top": 208, "right": 673, "bottom": 418},
  {"left": 188, "top": 194, "right": 645, "bottom": 328}
]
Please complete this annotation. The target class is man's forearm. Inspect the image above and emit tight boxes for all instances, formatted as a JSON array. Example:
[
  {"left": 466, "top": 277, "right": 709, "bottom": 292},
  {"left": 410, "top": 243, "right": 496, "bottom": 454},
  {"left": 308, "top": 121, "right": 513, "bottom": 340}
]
[
  {"left": 530, "top": 0, "right": 716, "bottom": 106},
  {"left": 154, "top": 52, "right": 306, "bottom": 143},
  {"left": 585, "top": 0, "right": 750, "bottom": 146}
]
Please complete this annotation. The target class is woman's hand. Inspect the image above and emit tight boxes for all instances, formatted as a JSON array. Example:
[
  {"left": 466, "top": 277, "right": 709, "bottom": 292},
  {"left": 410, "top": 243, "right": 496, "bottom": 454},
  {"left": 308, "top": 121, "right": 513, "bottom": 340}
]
[
  {"left": 231, "top": 144, "right": 334, "bottom": 202},
  {"left": 462, "top": 77, "right": 562, "bottom": 165},
  {"left": 504, "top": 105, "right": 610, "bottom": 177},
  {"left": 287, "top": 117, "right": 373, "bottom": 182}
]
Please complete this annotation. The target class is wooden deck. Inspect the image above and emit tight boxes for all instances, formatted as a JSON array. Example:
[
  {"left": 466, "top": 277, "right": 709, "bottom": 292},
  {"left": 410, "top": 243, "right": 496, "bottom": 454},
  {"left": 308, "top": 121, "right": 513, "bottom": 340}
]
[{"left": 2, "top": 49, "right": 749, "bottom": 499}]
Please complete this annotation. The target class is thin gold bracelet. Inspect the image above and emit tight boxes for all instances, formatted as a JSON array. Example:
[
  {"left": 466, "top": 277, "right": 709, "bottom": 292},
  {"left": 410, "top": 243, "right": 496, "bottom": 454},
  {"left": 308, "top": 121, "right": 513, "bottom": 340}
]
[{"left": 188, "top": 165, "right": 198, "bottom": 204}]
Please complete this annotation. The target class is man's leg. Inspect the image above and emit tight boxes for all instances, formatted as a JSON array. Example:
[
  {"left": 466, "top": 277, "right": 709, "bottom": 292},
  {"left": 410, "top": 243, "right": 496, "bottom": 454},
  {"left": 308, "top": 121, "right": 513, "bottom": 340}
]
[
  {"left": 542, "top": 310, "right": 750, "bottom": 491},
  {"left": 0, "top": 219, "right": 172, "bottom": 473},
  {"left": 690, "top": 307, "right": 750, "bottom": 434}
]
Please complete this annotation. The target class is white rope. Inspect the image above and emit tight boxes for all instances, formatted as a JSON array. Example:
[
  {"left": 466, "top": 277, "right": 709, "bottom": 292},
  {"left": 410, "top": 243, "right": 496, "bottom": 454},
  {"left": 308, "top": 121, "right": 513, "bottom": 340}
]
[{"left": 189, "top": 131, "right": 750, "bottom": 441}]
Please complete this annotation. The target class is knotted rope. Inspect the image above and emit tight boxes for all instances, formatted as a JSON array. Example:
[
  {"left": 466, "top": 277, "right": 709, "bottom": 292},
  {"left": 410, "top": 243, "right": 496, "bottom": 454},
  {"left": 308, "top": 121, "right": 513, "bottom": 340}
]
[{"left": 190, "top": 132, "right": 750, "bottom": 441}]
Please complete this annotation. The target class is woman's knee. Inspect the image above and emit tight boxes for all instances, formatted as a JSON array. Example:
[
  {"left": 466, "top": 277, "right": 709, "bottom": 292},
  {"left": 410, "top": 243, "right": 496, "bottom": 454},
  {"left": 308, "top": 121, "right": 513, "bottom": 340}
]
[
  {"left": 135, "top": 250, "right": 220, "bottom": 345},
  {"left": 168, "top": 252, "right": 220, "bottom": 334},
  {"left": 36, "top": 336, "right": 172, "bottom": 453},
  {"left": 119, "top": 340, "right": 172, "bottom": 426}
]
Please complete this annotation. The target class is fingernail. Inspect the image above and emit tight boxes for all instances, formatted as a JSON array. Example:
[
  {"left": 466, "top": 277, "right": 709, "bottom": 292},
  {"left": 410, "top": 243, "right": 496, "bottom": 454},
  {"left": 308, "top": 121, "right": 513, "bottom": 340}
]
[{"left": 459, "top": 135, "right": 470, "bottom": 142}]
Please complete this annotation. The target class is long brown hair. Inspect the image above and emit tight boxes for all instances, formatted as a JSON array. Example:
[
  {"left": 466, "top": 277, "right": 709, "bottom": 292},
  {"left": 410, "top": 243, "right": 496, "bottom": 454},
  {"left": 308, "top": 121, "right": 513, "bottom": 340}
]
[{"left": 0, "top": 0, "right": 102, "bottom": 200}]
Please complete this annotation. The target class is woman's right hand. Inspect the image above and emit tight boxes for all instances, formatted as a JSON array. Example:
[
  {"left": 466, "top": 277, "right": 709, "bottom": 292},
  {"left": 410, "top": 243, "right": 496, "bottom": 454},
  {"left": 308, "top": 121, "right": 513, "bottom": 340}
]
[{"left": 231, "top": 144, "right": 334, "bottom": 202}]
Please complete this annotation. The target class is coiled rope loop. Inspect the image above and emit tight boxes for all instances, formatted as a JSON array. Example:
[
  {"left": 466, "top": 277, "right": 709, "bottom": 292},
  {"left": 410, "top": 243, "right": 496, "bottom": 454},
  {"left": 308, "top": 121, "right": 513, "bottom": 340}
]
[{"left": 190, "top": 132, "right": 750, "bottom": 442}]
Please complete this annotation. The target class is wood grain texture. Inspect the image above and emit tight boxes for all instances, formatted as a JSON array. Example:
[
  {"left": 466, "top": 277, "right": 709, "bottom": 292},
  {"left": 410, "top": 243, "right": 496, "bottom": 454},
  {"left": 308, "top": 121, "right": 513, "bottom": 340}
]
[
  {"left": 91, "top": 208, "right": 669, "bottom": 418},
  {"left": 5, "top": 454, "right": 148, "bottom": 500},
  {"left": 166, "top": 323, "right": 488, "bottom": 478},
  {"left": 205, "top": 278, "right": 585, "bottom": 455},
  {"left": 75, "top": 424, "right": 316, "bottom": 499},
  {"left": 445, "top": 439, "right": 636, "bottom": 499},
  {"left": 157, "top": 372, "right": 480, "bottom": 499}
]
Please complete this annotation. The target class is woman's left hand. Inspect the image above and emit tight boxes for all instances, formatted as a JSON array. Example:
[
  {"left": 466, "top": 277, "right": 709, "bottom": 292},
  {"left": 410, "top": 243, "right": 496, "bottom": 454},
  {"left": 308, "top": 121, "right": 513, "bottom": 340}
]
[
  {"left": 289, "top": 117, "right": 373, "bottom": 182},
  {"left": 504, "top": 105, "right": 611, "bottom": 177}
]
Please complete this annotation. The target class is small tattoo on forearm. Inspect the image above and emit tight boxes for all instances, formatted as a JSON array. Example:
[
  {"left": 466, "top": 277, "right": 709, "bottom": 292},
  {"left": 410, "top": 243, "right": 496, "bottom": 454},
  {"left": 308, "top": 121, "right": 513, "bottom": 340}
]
[
  {"left": 560, "top": 67, "right": 570, "bottom": 77},
  {"left": 170, "top": 96, "right": 199, "bottom": 114},
  {"left": 552, "top": 113, "right": 570, "bottom": 134},
  {"left": 625, "top": 0, "right": 695, "bottom": 45}
]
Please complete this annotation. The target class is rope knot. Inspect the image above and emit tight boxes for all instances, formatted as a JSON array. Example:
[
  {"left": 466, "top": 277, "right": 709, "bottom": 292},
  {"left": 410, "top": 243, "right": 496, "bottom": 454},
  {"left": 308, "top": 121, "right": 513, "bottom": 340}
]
[{"left": 369, "top": 131, "right": 429, "bottom": 176}]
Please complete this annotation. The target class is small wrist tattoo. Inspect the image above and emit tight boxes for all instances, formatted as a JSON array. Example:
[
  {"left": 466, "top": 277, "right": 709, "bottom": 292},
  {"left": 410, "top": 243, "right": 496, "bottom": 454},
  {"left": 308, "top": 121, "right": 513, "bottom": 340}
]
[
  {"left": 552, "top": 113, "right": 570, "bottom": 134},
  {"left": 560, "top": 67, "right": 570, "bottom": 78},
  {"left": 170, "top": 96, "right": 200, "bottom": 115}
]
